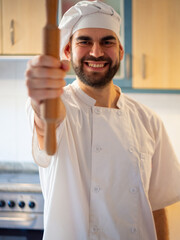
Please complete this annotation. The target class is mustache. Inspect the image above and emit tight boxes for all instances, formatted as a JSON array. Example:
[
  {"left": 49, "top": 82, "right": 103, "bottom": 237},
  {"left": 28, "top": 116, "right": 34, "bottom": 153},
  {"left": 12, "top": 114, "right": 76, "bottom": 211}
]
[{"left": 81, "top": 56, "right": 112, "bottom": 63}]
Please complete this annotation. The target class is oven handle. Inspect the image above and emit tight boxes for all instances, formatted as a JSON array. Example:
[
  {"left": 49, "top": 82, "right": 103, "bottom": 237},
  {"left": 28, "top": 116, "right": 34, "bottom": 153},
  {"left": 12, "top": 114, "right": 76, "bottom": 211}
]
[{"left": 0, "top": 214, "right": 37, "bottom": 225}]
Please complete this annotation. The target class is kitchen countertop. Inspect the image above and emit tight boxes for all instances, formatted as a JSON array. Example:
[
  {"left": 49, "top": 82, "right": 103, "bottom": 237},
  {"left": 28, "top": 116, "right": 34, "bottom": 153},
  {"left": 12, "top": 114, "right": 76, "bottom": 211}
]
[
  {"left": 0, "top": 182, "right": 41, "bottom": 193},
  {"left": 0, "top": 161, "right": 38, "bottom": 173}
]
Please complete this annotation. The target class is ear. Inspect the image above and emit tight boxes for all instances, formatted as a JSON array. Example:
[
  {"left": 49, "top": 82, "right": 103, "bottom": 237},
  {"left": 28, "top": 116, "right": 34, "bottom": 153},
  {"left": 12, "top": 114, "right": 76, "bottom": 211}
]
[
  {"left": 64, "top": 42, "right": 71, "bottom": 60},
  {"left": 119, "top": 43, "right": 124, "bottom": 60}
]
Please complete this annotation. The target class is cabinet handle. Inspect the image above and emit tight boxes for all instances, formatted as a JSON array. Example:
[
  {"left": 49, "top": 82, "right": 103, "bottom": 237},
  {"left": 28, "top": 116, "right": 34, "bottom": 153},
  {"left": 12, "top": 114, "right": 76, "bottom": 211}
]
[
  {"left": 125, "top": 53, "right": 131, "bottom": 79},
  {"left": 142, "top": 54, "right": 146, "bottom": 79},
  {"left": 10, "top": 19, "right": 15, "bottom": 45}
]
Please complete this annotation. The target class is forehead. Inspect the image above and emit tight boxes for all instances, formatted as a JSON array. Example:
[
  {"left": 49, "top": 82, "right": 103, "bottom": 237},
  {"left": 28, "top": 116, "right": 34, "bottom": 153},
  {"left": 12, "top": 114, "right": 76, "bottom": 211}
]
[{"left": 72, "top": 28, "right": 118, "bottom": 41}]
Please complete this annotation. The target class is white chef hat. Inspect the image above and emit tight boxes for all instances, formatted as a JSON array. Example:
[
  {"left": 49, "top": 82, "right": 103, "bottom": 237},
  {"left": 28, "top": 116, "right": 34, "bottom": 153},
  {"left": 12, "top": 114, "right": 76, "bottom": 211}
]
[{"left": 59, "top": 0, "right": 121, "bottom": 59}]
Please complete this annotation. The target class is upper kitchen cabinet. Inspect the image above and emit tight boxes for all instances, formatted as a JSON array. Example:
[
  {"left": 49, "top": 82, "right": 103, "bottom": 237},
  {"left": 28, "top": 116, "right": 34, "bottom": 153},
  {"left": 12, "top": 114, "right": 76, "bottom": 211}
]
[
  {"left": 132, "top": 0, "right": 180, "bottom": 89},
  {"left": 0, "top": 0, "right": 45, "bottom": 55},
  {"left": 0, "top": 0, "right": 2, "bottom": 53}
]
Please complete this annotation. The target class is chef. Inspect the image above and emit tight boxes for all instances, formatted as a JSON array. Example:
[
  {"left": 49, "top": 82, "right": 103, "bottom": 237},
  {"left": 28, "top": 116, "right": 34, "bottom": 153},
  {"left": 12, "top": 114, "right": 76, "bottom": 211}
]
[{"left": 26, "top": 1, "right": 180, "bottom": 239}]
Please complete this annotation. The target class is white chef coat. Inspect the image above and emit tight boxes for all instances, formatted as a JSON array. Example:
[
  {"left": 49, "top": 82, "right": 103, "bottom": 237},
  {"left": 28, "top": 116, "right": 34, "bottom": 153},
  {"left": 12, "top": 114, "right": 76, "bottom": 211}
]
[{"left": 27, "top": 80, "right": 180, "bottom": 240}]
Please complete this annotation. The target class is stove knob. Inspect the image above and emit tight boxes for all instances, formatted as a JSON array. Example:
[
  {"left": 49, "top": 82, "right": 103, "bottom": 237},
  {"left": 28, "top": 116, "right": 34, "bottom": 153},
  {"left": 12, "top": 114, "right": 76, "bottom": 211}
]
[
  {"left": 29, "top": 201, "right": 35, "bottom": 209},
  {"left": 18, "top": 201, "right": 25, "bottom": 209},
  {"left": 0, "top": 200, "right": 6, "bottom": 208},
  {"left": 8, "top": 200, "right": 15, "bottom": 208}
]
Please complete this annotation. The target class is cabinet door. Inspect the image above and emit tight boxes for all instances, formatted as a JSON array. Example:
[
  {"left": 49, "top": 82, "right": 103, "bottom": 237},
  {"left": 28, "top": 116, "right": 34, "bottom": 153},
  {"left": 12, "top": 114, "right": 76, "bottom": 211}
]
[
  {"left": 132, "top": 0, "right": 180, "bottom": 89},
  {"left": 0, "top": 0, "right": 2, "bottom": 54},
  {"left": 2, "top": 0, "right": 45, "bottom": 55},
  {"left": 167, "top": 203, "right": 180, "bottom": 240}
]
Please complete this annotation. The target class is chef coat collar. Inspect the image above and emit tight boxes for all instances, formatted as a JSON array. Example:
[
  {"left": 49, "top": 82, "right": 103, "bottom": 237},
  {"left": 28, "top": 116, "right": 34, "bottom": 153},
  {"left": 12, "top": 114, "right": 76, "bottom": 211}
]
[{"left": 71, "top": 80, "right": 124, "bottom": 109}]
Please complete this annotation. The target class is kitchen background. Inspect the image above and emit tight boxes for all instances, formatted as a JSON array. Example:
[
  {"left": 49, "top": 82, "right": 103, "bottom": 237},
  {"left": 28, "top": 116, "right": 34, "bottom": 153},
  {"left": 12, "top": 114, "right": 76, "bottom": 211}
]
[{"left": 0, "top": 0, "right": 180, "bottom": 239}]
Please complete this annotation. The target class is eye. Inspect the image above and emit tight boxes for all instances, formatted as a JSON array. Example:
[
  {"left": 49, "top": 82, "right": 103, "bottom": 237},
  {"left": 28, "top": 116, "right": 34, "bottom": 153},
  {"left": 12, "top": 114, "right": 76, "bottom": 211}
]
[
  {"left": 102, "top": 40, "right": 116, "bottom": 47},
  {"left": 77, "top": 41, "right": 92, "bottom": 46}
]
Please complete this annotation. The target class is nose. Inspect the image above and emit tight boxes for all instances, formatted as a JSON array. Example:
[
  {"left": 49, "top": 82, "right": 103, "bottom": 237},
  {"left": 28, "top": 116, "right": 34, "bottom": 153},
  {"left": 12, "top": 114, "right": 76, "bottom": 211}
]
[{"left": 89, "top": 42, "right": 104, "bottom": 58}]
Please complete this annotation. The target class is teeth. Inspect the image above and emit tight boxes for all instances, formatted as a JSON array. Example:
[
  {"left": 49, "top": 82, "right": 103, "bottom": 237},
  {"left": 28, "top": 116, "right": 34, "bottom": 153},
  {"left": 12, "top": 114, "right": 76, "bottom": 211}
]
[{"left": 88, "top": 63, "right": 104, "bottom": 68}]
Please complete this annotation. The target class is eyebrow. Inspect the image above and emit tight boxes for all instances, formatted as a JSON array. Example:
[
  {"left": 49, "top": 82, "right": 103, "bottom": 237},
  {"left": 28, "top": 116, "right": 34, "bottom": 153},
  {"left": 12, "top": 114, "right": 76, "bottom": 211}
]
[
  {"left": 101, "top": 36, "right": 117, "bottom": 41},
  {"left": 75, "top": 35, "right": 117, "bottom": 42},
  {"left": 76, "top": 36, "right": 92, "bottom": 41}
]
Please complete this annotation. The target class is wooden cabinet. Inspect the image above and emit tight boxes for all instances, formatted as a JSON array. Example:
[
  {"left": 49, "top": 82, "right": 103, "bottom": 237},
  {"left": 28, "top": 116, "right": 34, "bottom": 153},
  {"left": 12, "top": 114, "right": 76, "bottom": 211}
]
[
  {"left": 0, "top": 0, "right": 46, "bottom": 55},
  {"left": 0, "top": 0, "right": 2, "bottom": 54},
  {"left": 167, "top": 202, "right": 180, "bottom": 240},
  {"left": 132, "top": 0, "right": 180, "bottom": 89}
]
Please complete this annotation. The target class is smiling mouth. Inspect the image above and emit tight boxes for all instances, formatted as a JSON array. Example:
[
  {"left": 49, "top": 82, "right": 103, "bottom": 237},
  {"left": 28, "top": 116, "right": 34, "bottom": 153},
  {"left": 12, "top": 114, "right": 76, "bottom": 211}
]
[{"left": 84, "top": 62, "right": 108, "bottom": 68}]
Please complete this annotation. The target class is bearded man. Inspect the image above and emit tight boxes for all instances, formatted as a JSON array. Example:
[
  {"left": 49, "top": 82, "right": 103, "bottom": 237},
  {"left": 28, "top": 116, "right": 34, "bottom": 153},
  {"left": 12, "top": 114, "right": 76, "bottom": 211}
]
[{"left": 26, "top": 1, "right": 180, "bottom": 240}]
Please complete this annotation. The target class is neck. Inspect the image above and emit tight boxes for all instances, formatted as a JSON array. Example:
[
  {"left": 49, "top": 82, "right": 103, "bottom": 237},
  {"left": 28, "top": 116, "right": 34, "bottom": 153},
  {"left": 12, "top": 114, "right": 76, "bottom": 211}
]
[{"left": 77, "top": 78, "right": 120, "bottom": 109}]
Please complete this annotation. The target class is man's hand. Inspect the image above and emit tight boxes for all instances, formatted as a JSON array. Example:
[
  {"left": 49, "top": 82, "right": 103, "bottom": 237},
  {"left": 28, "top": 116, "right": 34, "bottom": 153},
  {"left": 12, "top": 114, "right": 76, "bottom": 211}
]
[{"left": 25, "top": 55, "right": 70, "bottom": 149}]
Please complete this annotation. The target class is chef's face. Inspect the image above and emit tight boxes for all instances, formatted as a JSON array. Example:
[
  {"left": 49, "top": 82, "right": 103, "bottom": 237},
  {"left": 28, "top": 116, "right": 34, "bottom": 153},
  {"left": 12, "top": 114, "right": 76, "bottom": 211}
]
[{"left": 65, "top": 28, "right": 124, "bottom": 88}]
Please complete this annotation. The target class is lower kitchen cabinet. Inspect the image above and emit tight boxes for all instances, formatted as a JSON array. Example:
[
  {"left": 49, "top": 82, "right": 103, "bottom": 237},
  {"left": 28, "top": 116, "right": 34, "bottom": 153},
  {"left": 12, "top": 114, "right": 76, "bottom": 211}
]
[
  {"left": 132, "top": 0, "right": 180, "bottom": 89},
  {"left": 167, "top": 202, "right": 180, "bottom": 240}
]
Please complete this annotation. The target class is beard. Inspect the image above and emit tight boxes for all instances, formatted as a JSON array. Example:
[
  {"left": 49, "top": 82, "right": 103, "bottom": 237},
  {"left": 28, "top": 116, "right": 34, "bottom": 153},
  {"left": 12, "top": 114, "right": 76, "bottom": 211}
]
[{"left": 71, "top": 54, "right": 120, "bottom": 88}]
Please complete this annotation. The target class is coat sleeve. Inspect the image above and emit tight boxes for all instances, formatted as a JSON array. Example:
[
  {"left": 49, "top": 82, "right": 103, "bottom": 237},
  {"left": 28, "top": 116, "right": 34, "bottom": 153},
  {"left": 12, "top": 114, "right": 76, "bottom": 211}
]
[
  {"left": 26, "top": 97, "right": 65, "bottom": 168},
  {"left": 148, "top": 119, "right": 180, "bottom": 211}
]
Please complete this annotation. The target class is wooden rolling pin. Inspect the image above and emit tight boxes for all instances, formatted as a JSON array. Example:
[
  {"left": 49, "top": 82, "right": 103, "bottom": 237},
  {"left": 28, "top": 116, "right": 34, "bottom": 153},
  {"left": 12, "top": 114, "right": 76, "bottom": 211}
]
[{"left": 41, "top": 0, "right": 61, "bottom": 155}]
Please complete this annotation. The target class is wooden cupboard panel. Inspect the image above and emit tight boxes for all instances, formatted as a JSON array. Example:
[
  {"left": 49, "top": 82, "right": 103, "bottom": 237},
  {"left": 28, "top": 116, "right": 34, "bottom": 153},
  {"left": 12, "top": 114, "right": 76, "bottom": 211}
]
[
  {"left": 132, "top": 0, "right": 180, "bottom": 89},
  {"left": 0, "top": 0, "right": 2, "bottom": 54},
  {"left": 167, "top": 202, "right": 180, "bottom": 240},
  {"left": 2, "top": 0, "right": 46, "bottom": 55}
]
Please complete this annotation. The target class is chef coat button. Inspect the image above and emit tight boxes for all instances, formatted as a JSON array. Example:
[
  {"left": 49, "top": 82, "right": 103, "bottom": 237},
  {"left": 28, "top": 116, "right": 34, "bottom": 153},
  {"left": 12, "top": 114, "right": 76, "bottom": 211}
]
[
  {"left": 129, "top": 146, "right": 134, "bottom": 153},
  {"left": 131, "top": 227, "right": 137, "bottom": 233},
  {"left": 117, "top": 110, "right": 122, "bottom": 116},
  {"left": 130, "top": 187, "right": 138, "bottom": 194},
  {"left": 92, "top": 225, "right": 99, "bottom": 233},
  {"left": 95, "top": 145, "right": 102, "bottom": 152},
  {"left": 94, "top": 108, "right": 101, "bottom": 114},
  {"left": 94, "top": 186, "right": 101, "bottom": 193},
  {"left": 141, "top": 153, "right": 145, "bottom": 160}
]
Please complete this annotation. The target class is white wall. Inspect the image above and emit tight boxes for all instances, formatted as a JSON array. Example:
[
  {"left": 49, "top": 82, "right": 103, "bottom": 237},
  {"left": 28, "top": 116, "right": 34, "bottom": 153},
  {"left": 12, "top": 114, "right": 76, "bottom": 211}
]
[
  {"left": 0, "top": 59, "right": 180, "bottom": 163},
  {"left": 0, "top": 59, "right": 33, "bottom": 163}
]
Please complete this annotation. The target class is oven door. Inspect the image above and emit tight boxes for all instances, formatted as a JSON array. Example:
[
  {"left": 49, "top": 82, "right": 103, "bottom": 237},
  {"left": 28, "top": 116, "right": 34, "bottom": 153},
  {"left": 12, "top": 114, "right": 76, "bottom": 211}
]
[
  {"left": 0, "top": 212, "right": 43, "bottom": 240},
  {"left": 0, "top": 228, "right": 43, "bottom": 240}
]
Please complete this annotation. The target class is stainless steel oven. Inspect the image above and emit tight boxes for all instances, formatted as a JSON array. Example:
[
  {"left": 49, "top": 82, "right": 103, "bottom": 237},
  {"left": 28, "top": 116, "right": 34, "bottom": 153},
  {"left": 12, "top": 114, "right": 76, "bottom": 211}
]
[{"left": 0, "top": 171, "right": 44, "bottom": 240}]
